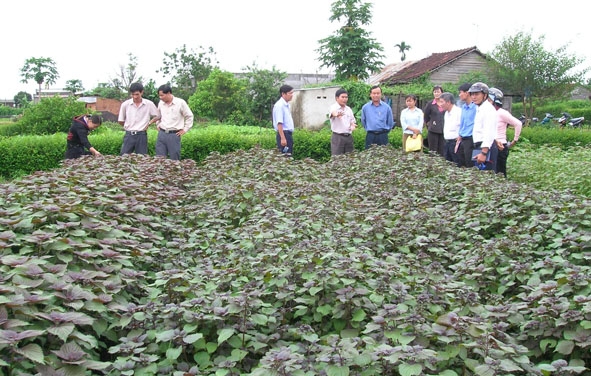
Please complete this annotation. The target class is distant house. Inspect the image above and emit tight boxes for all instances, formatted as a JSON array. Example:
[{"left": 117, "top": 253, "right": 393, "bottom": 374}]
[
  {"left": 370, "top": 46, "right": 489, "bottom": 86},
  {"left": 369, "top": 46, "right": 521, "bottom": 114},
  {"left": 34, "top": 89, "right": 73, "bottom": 103},
  {"left": 78, "top": 97, "right": 121, "bottom": 122}
]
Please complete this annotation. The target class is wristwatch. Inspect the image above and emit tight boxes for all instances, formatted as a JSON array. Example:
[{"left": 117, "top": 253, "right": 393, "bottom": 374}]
[{"left": 480, "top": 151, "right": 487, "bottom": 156}]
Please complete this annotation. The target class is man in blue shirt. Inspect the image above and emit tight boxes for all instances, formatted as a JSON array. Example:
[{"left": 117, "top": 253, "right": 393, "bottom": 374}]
[
  {"left": 361, "top": 86, "right": 394, "bottom": 149},
  {"left": 272, "top": 85, "right": 295, "bottom": 156},
  {"left": 456, "top": 83, "right": 477, "bottom": 167}
]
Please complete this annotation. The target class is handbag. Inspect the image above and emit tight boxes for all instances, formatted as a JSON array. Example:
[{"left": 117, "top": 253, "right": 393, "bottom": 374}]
[{"left": 405, "top": 134, "right": 423, "bottom": 152}]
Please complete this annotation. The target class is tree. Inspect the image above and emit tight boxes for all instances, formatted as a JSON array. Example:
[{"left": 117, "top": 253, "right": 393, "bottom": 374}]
[
  {"left": 241, "top": 63, "right": 287, "bottom": 125},
  {"left": 490, "top": 30, "right": 589, "bottom": 121},
  {"left": 188, "top": 69, "right": 248, "bottom": 123},
  {"left": 394, "top": 41, "right": 411, "bottom": 62},
  {"left": 13, "top": 91, "right": 32, "bottom": 108},
  {"left": 112, "top": 53, "right": 144, "bottom": 92},
  {"left": 89, "top": 82, "right": 126, "bottom": 100},
  {"left": 64, "top": 79, "right": 84, "bottom": 95},
  {"left": 20, "top": 57, "right": 59, "bottom": 100},
  {"left": 316, "top": 0, "right": 384, "bottom": 81},
  {"left": 158, "top": 44, "right": 218, "bottom": 100}
]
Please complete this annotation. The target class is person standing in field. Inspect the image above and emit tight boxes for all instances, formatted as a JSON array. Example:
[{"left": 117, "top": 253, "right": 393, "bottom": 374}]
[
  {"left": 457, "top": 83, "right": 477, "bottom": 167},
  {"left": 272, "top": 85, "right": 295, "bottom": 156},
  {"left": 423, "top": 85, "right": 445, "bottom": 156},
  {"left": 439, "top": 92, "right": 462, "bottom": 166},
  {"left": 488, "top": 87, "right": 522, "bottom": 177},
  {"left": 155, "top": 84, "right": 194, "bottom": 160},
  {"left": 469, "top": 82, "right": 498, "bottom": 170},
  {"left": 400, "top": 94, "right": 424, "bottom": 152},
  {"left": 361, "top": 86, "right": 394, "bottom": 149},
  {"left": 65, "top": 114, "right": 103, "bottom": 159},
  {"left": 329, "top": 88, "right": 357, "bottom": 156},
  {"left": 118, "top": 82, "right": 159, "bottom": 155}
]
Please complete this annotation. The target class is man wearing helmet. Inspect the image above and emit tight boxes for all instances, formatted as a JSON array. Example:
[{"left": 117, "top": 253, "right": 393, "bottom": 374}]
[
  {"left": 488, "top": 88, "right": 522, "bottom": 177},
  {"left": 468, "top": 82, "right": 498, "bottom": 170}
]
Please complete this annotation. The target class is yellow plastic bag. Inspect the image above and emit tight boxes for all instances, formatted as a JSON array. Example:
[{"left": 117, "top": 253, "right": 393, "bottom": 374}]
[{"left": 405, "top": 134, "right": 423, "bottom": 152}]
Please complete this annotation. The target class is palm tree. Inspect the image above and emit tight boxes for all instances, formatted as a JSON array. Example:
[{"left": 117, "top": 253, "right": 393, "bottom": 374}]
[
  {"left": 394, "top": 41, "right": 412, "bottom": 62},
  {"left": 20, "top": 57, "right": 59, "bottom": 102}
]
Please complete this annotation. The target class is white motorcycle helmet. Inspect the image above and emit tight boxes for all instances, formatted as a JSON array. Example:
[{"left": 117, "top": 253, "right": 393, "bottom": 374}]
[{"left": 488, "top": 87, "right": 503, "bottom": 106}]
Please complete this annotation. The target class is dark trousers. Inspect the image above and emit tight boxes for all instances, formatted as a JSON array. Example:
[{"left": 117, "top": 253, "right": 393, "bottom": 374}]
[
  {"left": 428, "top": 132, "right": 445, "bottom": 156},
  {"left": 365, "top": 130, "right": 389, "bottom": 149},
  {"left": 65, "top": 145, "right": 88, "bottom": 159},
  {"left": 444, "top": 139, "right": 460, "bottom": 166},
  {"left": 121, "top": 132, "right": 148, "bottom": 155},
  {"left": 496, "top": 144, "right": 510, "bottom": 177},
  {"left": 331, "top": 132, "right": 354, "bottom": 155},
  {"left": 473, "top": 141, "right": 499, "bottom": 171},
  {"left": 276, "top": 130, "right": 294, "bottom": 155},
  {"left": 458, "top": 136, "right": 474, "bottom": 168},
  {"left": 156, "top": 130, "right": 181, "bottom": 160}
]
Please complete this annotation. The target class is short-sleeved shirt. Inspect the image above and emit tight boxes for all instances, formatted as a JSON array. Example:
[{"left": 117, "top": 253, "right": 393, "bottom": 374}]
[
  {"left": 272, "top": 97, "right": 294, "bottom": 131},
  {"left": 119, "top": 98, "right": 159, "bottom": 132}
]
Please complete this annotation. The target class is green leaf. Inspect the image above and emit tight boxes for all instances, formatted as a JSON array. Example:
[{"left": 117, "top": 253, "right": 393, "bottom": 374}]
[
  {"left": 47, "top": 323, "right": 75, "bottom": 342},
  {"left": 555, "top": 340, "right": 575, "bottom": 355},
  {"left": 217, "top": 328, "right": 235, "bottom": 345},
  {"left": 250, "top": 313, "right": 268, "bottom": 325},
  {"left": 398, "top": 363, "right": 422, "bottom": 376},
  {"left": 183, "top": 333, "right": 204, "bottom": 344},
  {"left": 166, "top": 346, "right": 182, "bottom": 360},
  {"left": 326, "top": 365, "right": 349, "bottom": 376},
  {"left": 351, "top": 308, "right": 366, "bottom": 322},
  {"left": 16, "top": 343, "right": 45, "bottom": 364}
]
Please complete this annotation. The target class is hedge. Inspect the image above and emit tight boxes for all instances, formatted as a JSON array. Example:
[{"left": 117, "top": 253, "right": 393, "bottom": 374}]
[{"left": 1, "top": 124, "right": 590, "bottom": 179}]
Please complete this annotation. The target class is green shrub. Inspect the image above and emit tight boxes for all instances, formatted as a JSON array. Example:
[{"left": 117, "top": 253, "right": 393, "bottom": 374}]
[{"left": 12, "top": 96, "right": 86, "bottom": 135}]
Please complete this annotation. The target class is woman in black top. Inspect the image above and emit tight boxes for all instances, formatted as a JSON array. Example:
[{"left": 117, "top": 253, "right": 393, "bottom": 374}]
[
  {"left": 423, "top": 85, "right": 445, "bottom": 156},
  {"left": 65, "top": 114, "right": 102, "bottom": 159}
]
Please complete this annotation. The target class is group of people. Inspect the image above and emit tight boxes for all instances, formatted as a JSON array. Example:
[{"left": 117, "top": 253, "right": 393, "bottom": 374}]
[
  {"left": 65, "top": 83, "right": 194, "bottom": 160},
  {"left": 273, "top": 85, "right": 395, "bottom": 157},
  {"left": 415, "top": 82, "right": 522, "bottom": 177},
  {"left": 272, "top": 82, "right": 519, "bottom": 177},
  {"left": 68, "top": 81, "right": 520, "bottom": 177}
]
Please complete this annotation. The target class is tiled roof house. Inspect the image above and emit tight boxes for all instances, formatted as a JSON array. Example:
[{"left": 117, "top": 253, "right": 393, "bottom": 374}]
[{"left": 370, "top": 46, "right": 489, "bottom": 85}]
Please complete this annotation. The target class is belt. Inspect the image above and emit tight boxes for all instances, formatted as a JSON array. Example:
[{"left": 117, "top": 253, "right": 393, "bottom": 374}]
[
  {"left": 126, "top": 131, "right": 146, "bottom": 135},
  {"left": 367, "top": 130, "right": 389, "bottom": 135},
  {"left": 333, "top": 132, "right": 351, "bottom": 137},
  {"left": 473, "top": 142, "right": 482, "bottom": 148},
  {"left": 160, "top": 129, "right": 181, "bottom": 134},
  {"left": 283, "top": 130, "right": 293, "bottom": 134}
]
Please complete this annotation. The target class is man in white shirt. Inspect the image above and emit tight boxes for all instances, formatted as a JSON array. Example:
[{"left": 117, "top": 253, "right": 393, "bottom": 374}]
[
  {"left": 468, "top": 82, "right": 498, "bottom": 170},
  {"left": 439, "top": 92, "right": 461, "bottom": 166},
  {"left": 328, "top": 88, "right": 357, "bottom": 156}
]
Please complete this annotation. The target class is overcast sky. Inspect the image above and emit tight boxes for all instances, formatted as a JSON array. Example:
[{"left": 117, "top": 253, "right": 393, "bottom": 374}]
[{"left": 1, "top": 0, "right": 588, "bottom": 99}]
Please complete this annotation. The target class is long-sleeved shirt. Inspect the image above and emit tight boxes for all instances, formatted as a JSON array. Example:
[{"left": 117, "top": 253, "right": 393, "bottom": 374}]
[
  {"left": 329, "top": 103, "right": 356, "bottom": 134},
  {"left": 157, "top": 96, "right": 194, "bottom": 132},
  {"left": 458, "top": 102, "right": 477, "bottom": 137},
  {"left": 361, "top": 101, "right": 394, "bottom": 132},
  {"left": 400, "top": 107, "right": 424, "bottom": 135},
  {"left": 443, "top": 105, "right": 461, "bottom": 140},
  {"left": 472, "top": 100, "right": 497, "bottom": 148},
  {"left": 495, "top": 108, "right": 522, "bottom": 144}
]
